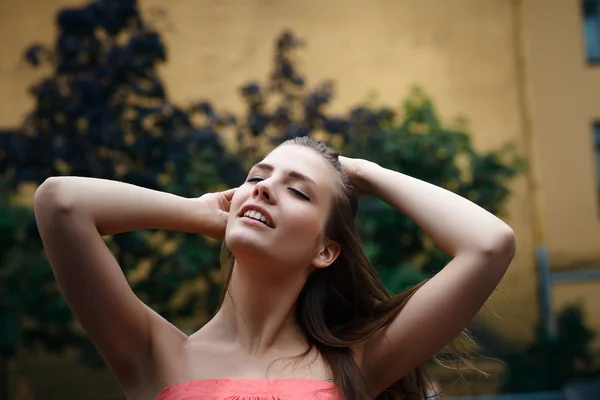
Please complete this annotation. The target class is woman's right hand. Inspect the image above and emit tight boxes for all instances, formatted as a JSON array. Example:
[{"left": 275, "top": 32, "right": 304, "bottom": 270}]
[{"left": 195, "top": 187, "right": 237, "bottom": 240}]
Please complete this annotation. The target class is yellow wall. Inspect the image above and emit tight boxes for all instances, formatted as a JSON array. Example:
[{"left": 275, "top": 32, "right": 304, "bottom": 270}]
[
  {"left": 520, "top": 0, "right": 600, "bottom": 343},
  {"left": 522, "top": 0, "right": 600, "bottom": 268},
  {"left": 0, "top": 0, "right": 82, "bottom": 127}
]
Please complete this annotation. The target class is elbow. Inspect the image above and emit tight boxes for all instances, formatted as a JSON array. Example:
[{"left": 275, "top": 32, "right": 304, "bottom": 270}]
[
  {"left": 34, "top": 177, "right": 75, "bottom": 217},
  {"left": 483, "top": 224, "right": 516, "bottom": 262}
]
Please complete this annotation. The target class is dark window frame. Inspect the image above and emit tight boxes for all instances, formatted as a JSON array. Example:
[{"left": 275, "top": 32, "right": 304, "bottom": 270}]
[
  {"left": 582, "top": 0, "right": 600, "bottom": 64},
  {"left": 593, "top": 122, "right": 600, "bottom": 216}
]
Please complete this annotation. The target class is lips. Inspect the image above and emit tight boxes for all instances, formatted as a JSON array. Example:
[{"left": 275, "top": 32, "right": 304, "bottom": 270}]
[{"left": 238, "top": 204, "right": 275, "bottom": 228}]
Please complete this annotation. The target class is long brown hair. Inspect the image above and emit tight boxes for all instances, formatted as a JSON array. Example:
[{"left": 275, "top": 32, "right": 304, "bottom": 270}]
[{"left": 219, "top": 136, "right": 480, "bottom": 399}]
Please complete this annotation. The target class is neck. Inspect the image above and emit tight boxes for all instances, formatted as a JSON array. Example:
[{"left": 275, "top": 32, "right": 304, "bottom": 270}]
[{"left": 211, "top": 257, "right": 310, "bottom": 354}]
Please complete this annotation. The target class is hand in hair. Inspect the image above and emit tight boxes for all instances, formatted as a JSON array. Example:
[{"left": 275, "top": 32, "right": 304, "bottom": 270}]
[
  {"left": 338, "top": 155, "right": 373, "bottom": 198},
  {"left": 195, "top": 187, "right": 237, "bottom": 240}
]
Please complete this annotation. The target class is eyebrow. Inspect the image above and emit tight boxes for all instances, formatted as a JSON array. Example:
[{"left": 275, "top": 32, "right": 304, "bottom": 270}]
[{"left": 252, "top": 162, "right": 318, "bottom": 187}]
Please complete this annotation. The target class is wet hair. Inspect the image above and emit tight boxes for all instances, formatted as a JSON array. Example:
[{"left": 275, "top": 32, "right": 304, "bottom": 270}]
[{"left": 219, "top": 136, "right": 479, "bottom": 399}]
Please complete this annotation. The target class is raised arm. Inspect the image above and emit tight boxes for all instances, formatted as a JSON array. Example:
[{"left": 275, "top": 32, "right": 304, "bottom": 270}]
[
  {"left": 342, "top": 158, "right": 516, "bottom": 395},
  {"left": 33, "top": 177, "right": 232, "bottom": 388}
]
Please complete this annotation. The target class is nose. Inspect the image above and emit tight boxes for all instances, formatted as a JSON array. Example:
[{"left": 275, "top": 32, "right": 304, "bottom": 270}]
[{"left": 252, "top": 179, "right": 276, "bottom": 204}]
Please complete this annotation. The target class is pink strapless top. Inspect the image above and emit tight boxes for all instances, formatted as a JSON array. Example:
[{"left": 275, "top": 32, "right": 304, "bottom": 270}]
[{"left": 155, "top": 378, "right": 339, "bottom": 400}]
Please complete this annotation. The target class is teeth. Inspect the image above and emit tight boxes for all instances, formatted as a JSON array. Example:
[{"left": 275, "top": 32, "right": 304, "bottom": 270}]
[{"left": 243, "top": 210, "right": 270, "bottom": 226}]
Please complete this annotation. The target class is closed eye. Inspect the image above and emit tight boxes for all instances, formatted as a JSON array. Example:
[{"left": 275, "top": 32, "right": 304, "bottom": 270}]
[
  {"left": 289, "top": 188, "right": 310, "bottom": 201},
  {"left": 247, "top": 177, "right": 263, "bottom": 183}
]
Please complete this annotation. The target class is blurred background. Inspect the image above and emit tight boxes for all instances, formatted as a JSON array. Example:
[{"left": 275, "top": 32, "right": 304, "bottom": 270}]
[{"left": 0, "top": 0, "right": 599, "bottom": 399}]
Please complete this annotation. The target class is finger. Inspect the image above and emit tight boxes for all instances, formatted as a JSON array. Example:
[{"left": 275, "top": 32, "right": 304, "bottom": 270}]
[{"left": 221, "top": 187, "right": 237, "bottom": 200}]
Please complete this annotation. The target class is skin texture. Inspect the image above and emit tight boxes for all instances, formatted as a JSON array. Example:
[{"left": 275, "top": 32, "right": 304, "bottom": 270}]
[{"left": 33, "top": 144, "right": 515, "bottom": 399}]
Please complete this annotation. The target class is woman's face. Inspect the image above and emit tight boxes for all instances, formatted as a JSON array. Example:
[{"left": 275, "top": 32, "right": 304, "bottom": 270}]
[{"left": 225, "top": 145, "right": 341, "bottom": 273}]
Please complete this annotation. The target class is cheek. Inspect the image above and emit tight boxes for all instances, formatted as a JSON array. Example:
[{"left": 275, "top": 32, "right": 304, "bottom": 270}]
[
  {"left": 226, "top": 191, "right": 246, "bottom": 227},
  {"left": 230, "top": 186, "right": 251, "bottom": 209},
  {"left": 282, "top": 206, "right": 325, "bottom": 237}
]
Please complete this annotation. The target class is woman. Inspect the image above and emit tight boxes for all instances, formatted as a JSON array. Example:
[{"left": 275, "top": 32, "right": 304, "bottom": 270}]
[{"left": 34, "top": 136, "right": 515, "bottom": 399}]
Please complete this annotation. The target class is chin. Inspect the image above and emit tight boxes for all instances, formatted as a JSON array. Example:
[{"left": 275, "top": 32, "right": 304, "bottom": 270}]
[
  {"left": 225, "top": 234, "right": 300, "bottom": 272},
  {"left": 225, "top": 227, "right": 271, "bottom": 259},
  {"left": 224, "top": 222, "right": 313, "bottom": 269}
]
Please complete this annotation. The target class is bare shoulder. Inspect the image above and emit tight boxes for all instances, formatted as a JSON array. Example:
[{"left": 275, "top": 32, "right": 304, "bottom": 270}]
[{"left": 124, "top": 307, "right": 188, "bottom": 399}]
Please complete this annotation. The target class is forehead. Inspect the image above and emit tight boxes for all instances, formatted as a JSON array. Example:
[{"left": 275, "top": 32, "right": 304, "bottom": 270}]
[{"left": 260, "top": 145, "right": 339, "bottom": 187}]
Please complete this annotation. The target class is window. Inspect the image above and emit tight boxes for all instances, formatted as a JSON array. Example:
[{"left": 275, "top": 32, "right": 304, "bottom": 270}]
[{"left": 583, "top": 0, "right": 600, "bottom": 62}]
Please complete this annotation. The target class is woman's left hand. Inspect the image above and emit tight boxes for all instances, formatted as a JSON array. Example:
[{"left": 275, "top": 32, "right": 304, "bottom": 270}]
[{"left": 339, "top": 156, "right": 373, "bottom": 197}]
